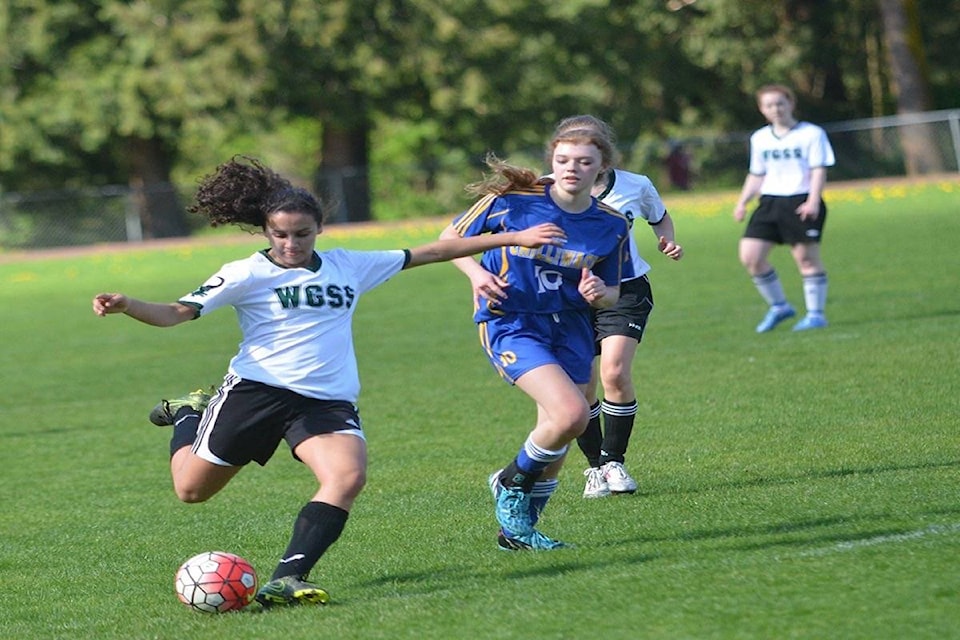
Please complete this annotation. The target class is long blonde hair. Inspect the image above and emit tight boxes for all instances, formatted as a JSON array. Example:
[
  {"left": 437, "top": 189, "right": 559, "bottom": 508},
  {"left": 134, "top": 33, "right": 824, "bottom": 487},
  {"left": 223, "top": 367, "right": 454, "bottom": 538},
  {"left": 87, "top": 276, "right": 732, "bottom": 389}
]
[
  {"left": 466, "top": 126, "right": 617, "bottom": 196},
  {"left": 464, "top": 152, "right": 541, "bottom": 197}
]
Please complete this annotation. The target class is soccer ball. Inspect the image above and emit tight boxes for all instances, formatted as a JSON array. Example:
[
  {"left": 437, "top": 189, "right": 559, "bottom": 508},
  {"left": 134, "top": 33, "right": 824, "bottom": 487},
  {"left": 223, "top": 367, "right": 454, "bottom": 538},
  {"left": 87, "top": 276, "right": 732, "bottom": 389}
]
[{"left": 174, "top": 551, "right": 258, "bottom": 613}]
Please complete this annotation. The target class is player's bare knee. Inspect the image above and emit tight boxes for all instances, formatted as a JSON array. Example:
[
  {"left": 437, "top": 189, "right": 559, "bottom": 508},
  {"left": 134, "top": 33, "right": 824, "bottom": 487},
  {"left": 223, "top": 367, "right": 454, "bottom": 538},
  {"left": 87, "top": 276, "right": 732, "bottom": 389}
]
[
  {"left": 562, "top": 406, "right": 591, "bottom": 439},
  {"left": 172, "top": 480, "right": 215, "bottom": 504},
  {"left": 175, "top": 488, "right": 210, "bottom": 504},
  {"left": 346, "top": 469, "right": 367, "bottom": 496},
  {"left": 601, "top": 366, "right": 631, "bottom": 394},
  {"left": 325, "top": 468, "right": 366, "bottom": 501}
]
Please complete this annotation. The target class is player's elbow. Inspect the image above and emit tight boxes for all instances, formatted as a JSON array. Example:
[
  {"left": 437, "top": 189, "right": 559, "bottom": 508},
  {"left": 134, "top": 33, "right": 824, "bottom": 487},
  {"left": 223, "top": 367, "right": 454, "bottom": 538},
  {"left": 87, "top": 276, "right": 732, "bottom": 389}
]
[{"left": 438, "top": 224, "right": 460, "bottom": 242}]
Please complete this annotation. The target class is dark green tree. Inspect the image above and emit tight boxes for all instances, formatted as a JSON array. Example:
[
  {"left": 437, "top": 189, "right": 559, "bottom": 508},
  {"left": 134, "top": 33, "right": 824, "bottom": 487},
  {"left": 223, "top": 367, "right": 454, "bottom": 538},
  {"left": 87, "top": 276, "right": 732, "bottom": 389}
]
[
  {"left": 1, "top": 1, "right": 270, "bottom": 236},
  {"left": 3, "top": 0, "right": 958, "bottom": 232},
  {"left": 879, "top": 0, "right": 945, "bottom": 173}
]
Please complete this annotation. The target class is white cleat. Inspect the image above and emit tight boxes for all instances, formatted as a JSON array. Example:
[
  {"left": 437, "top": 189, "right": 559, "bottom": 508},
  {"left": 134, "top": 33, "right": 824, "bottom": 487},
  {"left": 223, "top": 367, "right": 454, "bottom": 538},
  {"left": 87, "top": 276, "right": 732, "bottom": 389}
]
[{"left": 602, "top": 461, "right": 638, "bottom": 494}]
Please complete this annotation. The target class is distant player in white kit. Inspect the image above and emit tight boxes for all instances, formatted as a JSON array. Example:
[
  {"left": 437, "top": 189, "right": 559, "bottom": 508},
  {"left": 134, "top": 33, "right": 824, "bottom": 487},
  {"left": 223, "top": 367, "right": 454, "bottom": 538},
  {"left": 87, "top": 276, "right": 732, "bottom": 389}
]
[{"left": 733, "top": 84, "right": 836, "bottom": 332}]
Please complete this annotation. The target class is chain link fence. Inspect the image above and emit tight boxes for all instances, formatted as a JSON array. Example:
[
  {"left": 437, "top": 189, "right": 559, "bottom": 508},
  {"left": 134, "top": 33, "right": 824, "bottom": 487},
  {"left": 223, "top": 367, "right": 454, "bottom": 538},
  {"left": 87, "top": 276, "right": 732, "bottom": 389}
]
[
  {"left": 2, "top": 109, "right": 958, "bottom": 251},
  {"left": 0, "top": 182, "right": 196, "bottom": 250},
  {"left": 625, "top": 108, "right": 960, "bottom": 191}
]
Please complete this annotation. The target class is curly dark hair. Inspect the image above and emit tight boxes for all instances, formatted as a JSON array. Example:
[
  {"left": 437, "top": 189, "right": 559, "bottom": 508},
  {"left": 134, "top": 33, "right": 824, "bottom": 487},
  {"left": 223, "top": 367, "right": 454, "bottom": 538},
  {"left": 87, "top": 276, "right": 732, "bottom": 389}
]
[{"left": 187, "top": 156, "right": 325, "bottom": 229}]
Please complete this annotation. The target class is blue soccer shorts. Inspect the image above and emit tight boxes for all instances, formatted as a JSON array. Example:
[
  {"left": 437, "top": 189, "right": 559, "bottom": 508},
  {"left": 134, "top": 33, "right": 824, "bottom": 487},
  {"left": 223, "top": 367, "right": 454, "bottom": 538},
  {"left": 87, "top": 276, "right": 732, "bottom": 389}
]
[{"left": 477, "top": 310, "right": 595, "bottom": 385}]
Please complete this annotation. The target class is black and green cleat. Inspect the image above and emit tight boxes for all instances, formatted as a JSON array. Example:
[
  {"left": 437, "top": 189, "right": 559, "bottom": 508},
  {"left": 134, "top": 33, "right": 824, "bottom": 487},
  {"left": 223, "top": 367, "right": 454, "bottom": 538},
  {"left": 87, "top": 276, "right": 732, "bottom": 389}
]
[{"left": 148, "top": 388, "right": 212, "bottom": 426}]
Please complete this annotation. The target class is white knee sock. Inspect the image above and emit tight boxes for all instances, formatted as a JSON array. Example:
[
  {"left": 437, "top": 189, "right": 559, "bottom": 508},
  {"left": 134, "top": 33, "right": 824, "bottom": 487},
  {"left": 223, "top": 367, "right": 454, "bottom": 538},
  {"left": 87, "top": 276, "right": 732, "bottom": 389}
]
[
  {"left": 802, "top": 273, "right": 828, "bottom": 316},
  {"left": 752, "top": 270, "right": 788, "bottom": 307}
]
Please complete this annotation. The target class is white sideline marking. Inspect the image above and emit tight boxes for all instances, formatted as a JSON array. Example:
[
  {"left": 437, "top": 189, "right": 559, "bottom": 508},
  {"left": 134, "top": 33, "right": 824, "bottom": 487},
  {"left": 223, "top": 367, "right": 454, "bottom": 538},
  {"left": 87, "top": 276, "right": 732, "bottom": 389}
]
[{"left": 795, "top": 523, "right": 960, "bottom": 558}]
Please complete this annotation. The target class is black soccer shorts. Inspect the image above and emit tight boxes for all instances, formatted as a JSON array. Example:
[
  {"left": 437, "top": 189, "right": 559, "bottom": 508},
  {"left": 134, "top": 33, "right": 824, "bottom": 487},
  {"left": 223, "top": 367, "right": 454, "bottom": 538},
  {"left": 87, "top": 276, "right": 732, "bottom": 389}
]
[
  {"left": 744, "top": 194, "right": 827, "bottom": 245},
  {"left": 592, "top": 275, "right": 654, "bottom": 353}
]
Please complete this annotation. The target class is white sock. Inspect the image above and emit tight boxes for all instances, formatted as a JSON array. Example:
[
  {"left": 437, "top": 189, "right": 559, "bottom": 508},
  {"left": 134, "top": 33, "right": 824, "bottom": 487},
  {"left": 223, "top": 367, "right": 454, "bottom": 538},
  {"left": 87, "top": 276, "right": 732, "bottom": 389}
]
[
  {"left": 752, "top": 270, "right": 788, "bottom": 307},
  {"left": 802, "top": 273, "right": 828, "bottom": 316},
  {"left": 523, "top": 435, "right": 568, "bottom": 464}
]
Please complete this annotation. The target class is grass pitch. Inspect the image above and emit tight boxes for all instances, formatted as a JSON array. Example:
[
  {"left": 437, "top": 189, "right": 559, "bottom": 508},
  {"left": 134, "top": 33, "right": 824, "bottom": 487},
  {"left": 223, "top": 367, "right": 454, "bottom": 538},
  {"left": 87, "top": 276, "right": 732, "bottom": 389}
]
[{"left": 0, "top": 179, "right": 958, "bottom": 639}]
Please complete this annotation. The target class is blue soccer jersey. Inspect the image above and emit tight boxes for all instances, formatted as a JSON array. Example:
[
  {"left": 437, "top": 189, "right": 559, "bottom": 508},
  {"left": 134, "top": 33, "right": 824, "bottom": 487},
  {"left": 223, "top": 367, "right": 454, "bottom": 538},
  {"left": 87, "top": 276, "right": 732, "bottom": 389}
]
[{"left": 451, "top": 183, "right": 631, "bottom": 323}]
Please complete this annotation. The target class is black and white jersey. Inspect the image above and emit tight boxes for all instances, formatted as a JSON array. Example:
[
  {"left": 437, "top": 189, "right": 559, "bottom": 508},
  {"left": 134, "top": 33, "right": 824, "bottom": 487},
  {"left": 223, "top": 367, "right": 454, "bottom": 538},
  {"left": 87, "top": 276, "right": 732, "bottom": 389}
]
[
  {"left": 178, "top": 248, "right": 407, "bottom": 403},
  {"left": 748, "top": 121, "right": 836, "bottom": 196},
  {"left": 595, "top": 169, "right": 667, "bottom": 281}
]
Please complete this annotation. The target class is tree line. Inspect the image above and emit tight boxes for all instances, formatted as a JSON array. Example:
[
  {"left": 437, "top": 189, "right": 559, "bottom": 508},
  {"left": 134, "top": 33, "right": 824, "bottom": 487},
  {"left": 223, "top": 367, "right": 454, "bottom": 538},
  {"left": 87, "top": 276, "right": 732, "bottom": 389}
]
[{"left": 1, "top": 0, "right": 957, "bottom": 235}]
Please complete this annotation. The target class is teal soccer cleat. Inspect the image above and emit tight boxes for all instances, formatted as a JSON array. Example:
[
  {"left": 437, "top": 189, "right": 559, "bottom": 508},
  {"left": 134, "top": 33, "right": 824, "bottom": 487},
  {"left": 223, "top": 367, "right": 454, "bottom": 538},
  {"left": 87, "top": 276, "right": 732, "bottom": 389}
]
[
  {"left": 497, "top": 529, "right": 569, "bottom": 551},
  {"left": 492, "top": 479, "right": 534, "bottom": 537},
  {"left": 755, "top": 304, "right": 796, "bottom": 333},
  {"left": 793, "top": 314, "right": 828, "bottom": 331}
]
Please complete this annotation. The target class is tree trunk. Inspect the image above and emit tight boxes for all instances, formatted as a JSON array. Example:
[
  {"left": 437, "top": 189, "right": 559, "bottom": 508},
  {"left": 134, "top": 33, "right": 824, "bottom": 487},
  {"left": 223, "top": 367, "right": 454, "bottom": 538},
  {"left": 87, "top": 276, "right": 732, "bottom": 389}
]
[
  {"left": 878, "top": 0, "right": 945, "bottom": 174},
  {"left": 317, "top": 123, "right": 371, "bottom": 223},
  {"left": 127, "top": 137, "right": 190, "bottom": 238}
]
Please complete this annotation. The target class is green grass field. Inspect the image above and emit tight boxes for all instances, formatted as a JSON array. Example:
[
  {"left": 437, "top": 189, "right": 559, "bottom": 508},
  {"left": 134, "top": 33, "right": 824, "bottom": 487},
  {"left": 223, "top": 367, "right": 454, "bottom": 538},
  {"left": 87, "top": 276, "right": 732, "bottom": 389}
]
[{"left": 1, "top": 179, "right": 958, "bottom": 639}]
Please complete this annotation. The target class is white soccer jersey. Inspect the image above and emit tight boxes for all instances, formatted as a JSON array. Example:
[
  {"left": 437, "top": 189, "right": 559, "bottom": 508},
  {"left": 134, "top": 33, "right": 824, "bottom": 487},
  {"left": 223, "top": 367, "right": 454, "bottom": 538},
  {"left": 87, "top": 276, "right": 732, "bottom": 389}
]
[
  {"left": 178, "top": 248, "right": 407, "bottom": 403},
  {"left": 597, "top": 169, "right": 667, "bottom": 281},
  {"left": 748, "top": 121, "right": 836, "bottom": 196}
]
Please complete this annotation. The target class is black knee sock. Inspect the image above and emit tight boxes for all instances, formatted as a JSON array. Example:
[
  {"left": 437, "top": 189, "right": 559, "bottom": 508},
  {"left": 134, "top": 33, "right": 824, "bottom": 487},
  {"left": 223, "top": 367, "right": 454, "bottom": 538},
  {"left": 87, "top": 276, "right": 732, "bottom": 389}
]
[
  {"left": 599, "top": 399, "right": 637, "bottom": 465},
  {"left": 271, "top": 501, "right": 349, "bottom": 581},
  {"left": 169, "top": 408, "right": 201, "bottom": 457},
  {"left": 576, "top": 401, "right": 603, "bottom": 468}
]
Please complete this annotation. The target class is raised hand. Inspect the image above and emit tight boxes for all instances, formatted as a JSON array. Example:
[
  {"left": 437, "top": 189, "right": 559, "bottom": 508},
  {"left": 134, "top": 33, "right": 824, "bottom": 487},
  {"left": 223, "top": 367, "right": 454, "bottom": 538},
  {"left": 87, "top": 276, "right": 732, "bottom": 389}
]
[
  {"left": 578, "top": 267, "right": 607, "bottom": 304},
  {"left": 92, "top": 292, "right": 129, "bottom": 316}
]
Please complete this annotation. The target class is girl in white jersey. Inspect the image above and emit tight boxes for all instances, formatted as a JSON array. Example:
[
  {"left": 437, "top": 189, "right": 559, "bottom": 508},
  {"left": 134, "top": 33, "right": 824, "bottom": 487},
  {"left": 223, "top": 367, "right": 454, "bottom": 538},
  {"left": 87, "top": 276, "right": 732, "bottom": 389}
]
[
  {"left": 733, "top": 84, "right": 836, "bottom": 333},
  {"left": 92, "top": 156, "right": 565, "bottom": 606},
  {"left": 554, "top": 115, "right": 684, "bottom": 500}
]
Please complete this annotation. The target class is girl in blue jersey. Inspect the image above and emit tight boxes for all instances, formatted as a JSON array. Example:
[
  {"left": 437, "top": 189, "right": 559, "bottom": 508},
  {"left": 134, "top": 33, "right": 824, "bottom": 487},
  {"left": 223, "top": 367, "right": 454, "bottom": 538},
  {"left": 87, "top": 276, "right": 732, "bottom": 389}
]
[
  {"left": 440, "top": 128, "right": 631, "bottom": 550},
  {"left": 92, "top": 156, "right": 566, "bottom": 604}
]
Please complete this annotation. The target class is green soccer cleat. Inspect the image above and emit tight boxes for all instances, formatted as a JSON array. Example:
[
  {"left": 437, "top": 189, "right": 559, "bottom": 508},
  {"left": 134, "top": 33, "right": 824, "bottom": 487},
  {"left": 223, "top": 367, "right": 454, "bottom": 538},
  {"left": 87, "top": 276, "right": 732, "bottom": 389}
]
[
  {"left": 255, "top": 576, "right": 330, "bottom": 608},
  {"left": 148, "top": 388, "right": 212, "bottom": 426}
]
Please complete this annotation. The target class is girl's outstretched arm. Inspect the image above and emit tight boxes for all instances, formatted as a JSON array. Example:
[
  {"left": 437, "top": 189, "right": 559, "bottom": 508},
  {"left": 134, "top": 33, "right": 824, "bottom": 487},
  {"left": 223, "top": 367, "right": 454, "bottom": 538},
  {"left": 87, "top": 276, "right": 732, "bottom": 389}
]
[
  {"left": 405, "top": 222, "right": 565, "bottom": 269},
  {"left": 92, "top": 293, "right": 196, "bottom": 327}
]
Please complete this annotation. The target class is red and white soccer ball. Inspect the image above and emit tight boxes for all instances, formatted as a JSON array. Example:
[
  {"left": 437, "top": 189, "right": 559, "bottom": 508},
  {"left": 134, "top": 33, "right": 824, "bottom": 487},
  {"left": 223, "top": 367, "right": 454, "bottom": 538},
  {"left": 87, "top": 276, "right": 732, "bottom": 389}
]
[{"left": 174, "top": 551, "right": 258, "bottom": 613}]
